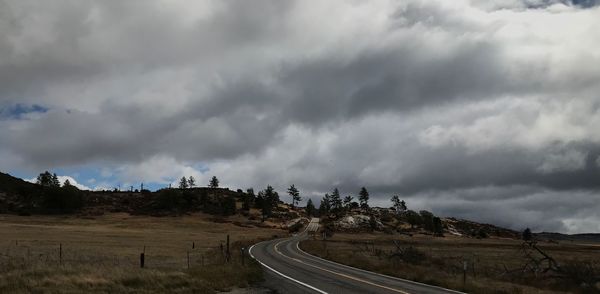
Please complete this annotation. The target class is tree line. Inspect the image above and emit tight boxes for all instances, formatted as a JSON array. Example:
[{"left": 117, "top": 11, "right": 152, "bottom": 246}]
[
  {"left": 31, "top": 171, "right": 83, "bottom": 213},
  {"left": 30, "top": 171, "right": 445, "bottom": 235},
  {"left": 177, "top": 175, "right": 220, "bottom": 189},
  {"left": 309, "top": 186, "right": 371, "bottom": 217},
  {"left": 300, "top": 185, "right": 444, "bottom": 236}
]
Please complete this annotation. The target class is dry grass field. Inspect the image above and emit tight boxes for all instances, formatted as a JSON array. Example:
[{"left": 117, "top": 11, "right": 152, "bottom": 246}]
[
  {"left": 300, "top": 233, "right": 600, "bottom": 294},
  {"left": 0, "top": 213, "right": 285, "bottom": 293}
]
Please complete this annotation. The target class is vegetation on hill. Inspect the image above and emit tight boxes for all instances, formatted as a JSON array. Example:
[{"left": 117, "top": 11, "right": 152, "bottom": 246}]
[
  {"left": 0, "top": 171, "right": 83, "bottom": 214},
  {"left": 0, "top": 172, "right": 294, "bottom": 222},
  {"left": 314, "top": 186, "right": 450, "bottom": 237}
]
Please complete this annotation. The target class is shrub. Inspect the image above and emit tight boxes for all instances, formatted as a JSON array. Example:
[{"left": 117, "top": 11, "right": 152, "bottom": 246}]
[
  {"left": 433, "top": 217, "right": 444, "bottom": 236},
  {"left": 288, "top": 221, "right": 303, "bottom": 233},
  {"left": 40, "top": 186, "right": 83, "bottom": 213},
  {"left": 404, "top": 210, "right": 422, "bottom": 229},
  {"left": 391, "top": 246, "right": 426, "bottom": 265},
  {"left": 155, "top": 189, "right": 182, "bottom": 210},
  {"left": 419, "top": 210, "right": 435, "bottom": 232},
  {"left": 222, "top": 196, "right": 237, "bottom": 216},
  {"left": 476, "top": 228, "right": 489, "bottom": 239},
  {"left": 560, "top": 261, "right": 600, "bottom": 287}
]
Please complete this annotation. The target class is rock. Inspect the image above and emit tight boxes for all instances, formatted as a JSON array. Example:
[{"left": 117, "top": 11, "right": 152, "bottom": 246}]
[
  {"left": 333, "top": 214, "right": 383, "bottom": 231},
  {"left": 285, "top": 218, "right": 302, "bottom": 229}
]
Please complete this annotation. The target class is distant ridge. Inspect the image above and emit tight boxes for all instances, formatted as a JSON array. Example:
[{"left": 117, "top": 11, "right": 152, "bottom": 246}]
[
  {"left": 0, "top": 171, "right": 249, "bottom": 216},
  {"left": 1, "top": 171, "right": 599, "bottom": 239},
  {"left": 0, "top": 171, "right": 40, "bottom": 194},
  {"left": 536, "top": 232, "right": 600, "bottom": 243}
]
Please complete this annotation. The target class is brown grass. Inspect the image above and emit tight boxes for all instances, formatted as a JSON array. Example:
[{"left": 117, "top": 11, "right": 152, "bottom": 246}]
[
  {"left": 300, "top": 233, "right": 600, "bottom": 294},
  {"left": 0, "top": 213, "right": 285, "bottom": 293}
]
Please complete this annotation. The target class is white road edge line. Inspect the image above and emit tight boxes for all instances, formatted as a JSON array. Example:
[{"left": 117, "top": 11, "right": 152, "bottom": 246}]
[
  {"left": 295, "top": 235, "right": 465, "bottom": 294},
  {"left": 249, "top": 242, "right": 328, "bottom": 294}
]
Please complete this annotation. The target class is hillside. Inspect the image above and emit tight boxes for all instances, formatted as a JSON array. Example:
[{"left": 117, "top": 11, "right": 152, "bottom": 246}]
[
  {"left": 0, "top": 171, "right": 237, "bottom": 215},
  {"left": 3, "top": 171, "right": 595, "bottom": 242},
  {"left": 0, "top": 171, "right": 42, "bottom": 196},
  {"left": 0, "top": 171, "right": 304, "bottom": 229},
  {"left": 536, "top": 232, "right": 600, "bottom": 243}
]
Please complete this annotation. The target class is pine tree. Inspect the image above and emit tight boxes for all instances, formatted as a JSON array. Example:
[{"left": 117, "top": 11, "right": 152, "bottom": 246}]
[
  {"left": 209, "top": 176, "right": 219, "bottom": 188},
  {"left": 63, "top": 179, "right": 72, "bottom": 187},
  {"left": 258, "top": 191, "right": 269, "bottom": 221},
  {"left": 188, "top": 176, "right": 196, "bottom": 188},
  {"left": 306, "top": 198, "right": 316, "bottom": 217},
  {"left": 358, "top": 187, "right": 370, "bottom": 211},
  {"left": 179, "top": 177, "right": 188, "bottom": 189},
  {"left": 287, "top": 184, "right": 301, "bottom": 209},
  {"left": 391, "top": 195, "right": 407, "bottom": 214},
  {"left": 330, "top": 188, "right": 343, "bottom": 213},
  {"left": 343, "top": 195, "right": 353, "bottom": 209},
  {"left": 433, "top": 217, "right": 444, "bottom": 236},
  {"left": 36, "top": 171, "right": 53, "bottom": 186},
  {"left": 51, "top": 173, "right": 60, "bottom": 187},
  {"left": 319, "top": 194, "right": 331, "bottom": 215},
  {"left": 523, "top": 228, "right": 533, "bottom": 241},
  {"left": 264, "top": 186, "right": 279, "bottom": 207},
  {"left": 260, "top": 185, "right": 279, "bottom": 221},
  {"left": 243, "top": 188, "right": 255, "bottom": 211}
]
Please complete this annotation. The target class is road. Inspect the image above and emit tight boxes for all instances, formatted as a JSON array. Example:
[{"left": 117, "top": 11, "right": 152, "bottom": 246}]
[{"left": 249, "top": 218, "right": 463, "bottom": 294}]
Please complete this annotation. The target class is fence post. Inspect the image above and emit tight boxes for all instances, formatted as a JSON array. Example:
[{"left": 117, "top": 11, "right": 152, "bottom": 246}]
[
  {"left": 463, "top": 260, "right": 467, "bottom": 288},
  {"left": 241, "top": 247, "right": 245, "bottom": 266},
  {"left": 220, "top": 243, "right": 224, "bottom": 261},
  {"left": 140, "top": 253, "right": 145, "bottom": 268},
  {"left": 59, "top": 243, "right": 62, "bottom": 266},
  {"left": 192, "top": 242, "right": 195, "bottom": 249},
  {"left": 226, "top": 235, "right": 230, "bottom": 263}
]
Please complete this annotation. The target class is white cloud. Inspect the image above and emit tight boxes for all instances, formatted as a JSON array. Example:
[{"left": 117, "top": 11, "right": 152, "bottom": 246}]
[
  {"left": 57, "top": 176, "right": 91, "bottom": 190},
  {"left": 418, "top": 96, "right": 600, "bottom": 152}
]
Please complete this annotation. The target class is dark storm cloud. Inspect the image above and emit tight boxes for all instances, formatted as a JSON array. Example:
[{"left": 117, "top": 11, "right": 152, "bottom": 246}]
[
  {"left": 1, "top": 0, "right": 600, "bottom": 233},
  {"left": 527, "top": 0, "right": 600, "bottom": 8},
  {"left": 278, "top": 43, "right": 517, "bottom": 125},
  {"left": 413, "top": 186, "right": 600, "bottom": 232},
  {"left": 386, "top": 143, "right": 600, "bottom": 195},
  {"left": 572, "top": 0, "right": 600, "bottom": 7},
  {"left": 0, "top": 0, "right": 292, "bottom": 105}
]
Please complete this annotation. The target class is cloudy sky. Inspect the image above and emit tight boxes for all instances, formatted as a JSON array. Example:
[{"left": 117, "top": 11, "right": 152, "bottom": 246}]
[{"left": 1, "top": 0, "right": 599, "bottom": 233}]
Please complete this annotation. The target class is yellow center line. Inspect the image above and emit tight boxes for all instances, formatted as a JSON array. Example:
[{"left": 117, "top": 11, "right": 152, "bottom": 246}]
[{"left": 275, "top": 240, "right": 411, "bottom": 294}]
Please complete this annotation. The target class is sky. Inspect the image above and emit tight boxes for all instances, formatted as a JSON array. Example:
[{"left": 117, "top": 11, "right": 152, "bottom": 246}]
[{"left": 1, "top": 0, "right": 599, "bottom": 233}]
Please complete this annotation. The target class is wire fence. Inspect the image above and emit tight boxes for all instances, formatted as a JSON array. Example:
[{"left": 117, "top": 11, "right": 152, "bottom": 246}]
[{"left": 0, "top": 236, "right": 252, "bottom": 271}]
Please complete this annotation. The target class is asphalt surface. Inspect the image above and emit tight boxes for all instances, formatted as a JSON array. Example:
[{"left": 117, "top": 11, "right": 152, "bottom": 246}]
[{"left": 250, "top": 218, "right": 463, "bottom": 294}]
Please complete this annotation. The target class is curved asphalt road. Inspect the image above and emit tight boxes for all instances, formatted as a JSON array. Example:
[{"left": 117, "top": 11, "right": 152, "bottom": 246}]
[{"left": 250, "top": 218, "right": 463, "bottom": 294}]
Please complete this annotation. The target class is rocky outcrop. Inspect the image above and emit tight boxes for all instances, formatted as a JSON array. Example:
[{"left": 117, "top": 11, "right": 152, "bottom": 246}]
[{"left": 333, "top": 214, "right": 384, "bottom": 231}]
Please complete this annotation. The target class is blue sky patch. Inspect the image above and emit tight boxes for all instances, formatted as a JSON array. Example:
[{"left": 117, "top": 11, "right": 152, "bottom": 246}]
[{"left": 0, "top": 104, "right": 48, "bottom": 120}]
